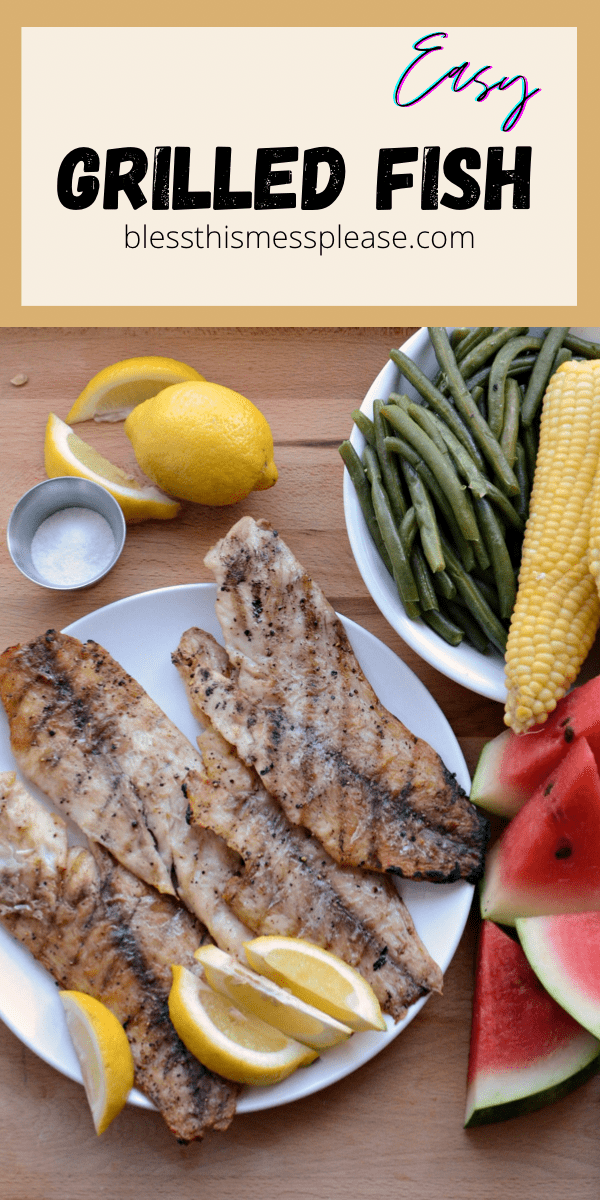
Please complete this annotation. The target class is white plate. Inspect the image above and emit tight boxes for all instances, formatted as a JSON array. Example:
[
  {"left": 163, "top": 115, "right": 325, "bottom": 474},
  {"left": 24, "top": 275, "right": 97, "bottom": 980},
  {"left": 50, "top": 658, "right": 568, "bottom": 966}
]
[
  {"left": 0, "top": 583, "right": 472, "bottom": 1114},
  {"left": 343, "top": 327, "right": 600, "bottom": 702}
]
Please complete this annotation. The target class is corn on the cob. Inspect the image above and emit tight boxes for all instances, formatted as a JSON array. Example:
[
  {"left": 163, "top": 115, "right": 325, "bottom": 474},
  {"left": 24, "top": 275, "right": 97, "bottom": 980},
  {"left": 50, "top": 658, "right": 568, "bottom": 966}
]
[
  {"left": 504, "top": 360, "right": 600, "bottom": 733},
  {"left": 589, "top": 451, "right": 600, "bottom": 588}
]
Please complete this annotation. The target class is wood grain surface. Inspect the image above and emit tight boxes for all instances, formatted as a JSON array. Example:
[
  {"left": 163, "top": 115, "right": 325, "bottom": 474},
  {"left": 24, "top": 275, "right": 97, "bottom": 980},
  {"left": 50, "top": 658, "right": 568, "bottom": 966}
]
[{"left": 1, "top": 327, "right": 599, "bottom": 1200}]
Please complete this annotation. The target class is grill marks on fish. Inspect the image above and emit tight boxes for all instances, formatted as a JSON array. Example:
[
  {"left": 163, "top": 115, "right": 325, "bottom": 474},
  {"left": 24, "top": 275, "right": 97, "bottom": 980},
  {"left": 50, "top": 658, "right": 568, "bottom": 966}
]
[
  {"left": 0, "top": 631, "right": 251, "bottom": 956},
  {"left": 203, "top": 518, "right": 488, "bottom": 883},
  {"left": 173, "top": 634, "right": 442, "bottom": 1021},
  {"left": 0, "top": 772, "right": 239, "bottom": 1142},
  {"left": 177, "top": 626, "right": 483, "bottom": 883}
]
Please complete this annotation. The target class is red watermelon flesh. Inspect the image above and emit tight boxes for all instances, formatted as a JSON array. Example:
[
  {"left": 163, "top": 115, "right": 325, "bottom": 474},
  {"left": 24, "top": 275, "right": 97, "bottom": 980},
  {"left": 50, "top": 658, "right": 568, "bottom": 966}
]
[
  {"left": 465, "top": 919, "right": 600, "bottom": 1127},
  {"left": 517, "top": 911, "right": 600, "bottom": 1038},
  {"left": 480, "top": 737, "right": 600, "bottom": 925},
  {"left": 471, "top": 674, "right": 600, "bottom": 817}
]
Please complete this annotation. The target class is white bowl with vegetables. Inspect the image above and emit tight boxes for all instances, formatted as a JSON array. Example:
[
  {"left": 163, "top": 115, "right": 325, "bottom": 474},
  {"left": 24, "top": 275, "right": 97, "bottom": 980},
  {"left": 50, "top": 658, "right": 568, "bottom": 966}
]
[{"left": 342, "top": 327, "right": 600, "bottom": 702}]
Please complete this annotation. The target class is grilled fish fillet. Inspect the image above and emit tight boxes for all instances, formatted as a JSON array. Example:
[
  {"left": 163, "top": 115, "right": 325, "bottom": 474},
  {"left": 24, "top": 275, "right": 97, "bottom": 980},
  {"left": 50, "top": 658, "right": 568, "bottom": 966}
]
[
  {"left": 0, "top": 630, "right": 251, "bottom": 956},
  {"left": 201, "top": 517, "right": 488, "bottom": 882},
  {"left": 174, "top": 629, "right": 442, "bottom": 1021},
  {"left": 0, "top": 771, "right": 239, "bottom": 1142}
]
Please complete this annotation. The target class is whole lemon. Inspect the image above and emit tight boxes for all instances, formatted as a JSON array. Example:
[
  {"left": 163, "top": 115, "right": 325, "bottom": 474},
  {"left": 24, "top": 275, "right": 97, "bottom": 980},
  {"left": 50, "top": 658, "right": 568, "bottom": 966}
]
[{"left": 124, "top": 380, "right": 278, "bottom": 506}]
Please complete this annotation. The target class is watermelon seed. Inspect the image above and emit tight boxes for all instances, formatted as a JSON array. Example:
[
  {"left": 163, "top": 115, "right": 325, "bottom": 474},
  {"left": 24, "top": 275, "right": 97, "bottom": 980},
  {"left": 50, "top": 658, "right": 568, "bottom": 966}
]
[
  {"left": 564, "top": 725, "right": 575, "bottom": 743},
  {"left": 544, "top": 781, "right": 555, "bottom": 795},
  {"left": 554, "top": 839, "right": 573, "bottom": 859}
]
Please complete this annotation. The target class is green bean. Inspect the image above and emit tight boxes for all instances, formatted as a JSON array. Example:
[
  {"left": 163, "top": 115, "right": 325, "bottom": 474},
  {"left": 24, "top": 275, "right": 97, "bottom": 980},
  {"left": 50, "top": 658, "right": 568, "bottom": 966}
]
[
  {"left": 499, "top": 378, "right": 520, "bottom": 468},
  {"left": 400, "top": 506, "right": 418, "bottom": 557},
  {"left": 435, "top": 329, "right": 495, "bottom": 387},
  {"left": 389, "top": 348, "right": 485, "bottom": 470},
  {"left": 455, "top": 326, "right": 529, "bottom": 383},
  {"left": 373, "top": 398, "right": 407, "bottom": 523},
  {"left": 411, "top": 545, "right": 439, "bottom": 611},
  {"left": 473, "top": 496, "right": 516, "bottom": 620},
  {"left": 522, "top": 421, "right": 539, "bottom": 482},
  {"left": 443, "top": 599, "right": 491, "bottom": 654},
  {"left": 431, "top": 568, "right": 456, "bottom": 600},
  {"left": 429, "top": 414, "right": 487, "bottom": 497},
  {"left": 383, "top": 434, "right": 419, "bottom": 464},
  {"left": 339, "top": 441, "right": 392, "bottom": 571},
  {"left": 472, "top": 530, "right": 491, "bottom": 573},
  {"left": 427, "top": 327, "right": 520, "bottom": 495},
  {"left": 400, "top": 459, "right": 445, "bottom": 573},
  {"left": 386, "top": 417, "right": 480, "bottom": 566},
  {"left": 513, "top": 441, "right": 530, "bottom": 524},
  {"left": 351, "top": 409, "right": 376, "bottom": 446},
  {"left": 434, "top": 331, "right": 494, "bottom": 386},
  {"left": 381, "top": 404, "right": 481, "bottom": 544},
  {"left": 422, "top": 607, "right": 464, "bottom": 646},
  {"left": 451, "top": 327, "right": 472, "bottom": 350},
  {"left": 439, "top": 533, "right": 508, "bottom": 653},
  {"left": 384, "top": 435, "right": 476, "bottom": 571},
  {"left": 551, "top": 346, "right": 572, "bottom": 372},
  {"left": 463, "top": 355, "right": 537, "bottom": 394},
  {"left": 362, "top": 443, "right": 380, "bottom": 486},
  {"left": 455, "top": 326, "right": 495, "bottom": 365},
  {"left": 406, "top": 401, "right": 453, "bottom": 459},
  {"left": 563, "top": 332, "right": 600, "bottom": 359},
  {"left": 429, "top": 411, "right": 523, "bottom": 531},
  {"left": 521, "top": 327, "right": 569, "bottom": 426},
  {"left": 486, "top": 336, "right": 543, "bottom": 438},
  {"left": 468, "top": 574, "right": 501, "bottom": 615},
  {"left": 369, "top": 465, "right": 419, "bottom": 614},
  {"left": 471, "top": 385, "right": 486, "bottom": 421},
  {"left": 484, "top": 482, "right": 524, "bottom": 532}
]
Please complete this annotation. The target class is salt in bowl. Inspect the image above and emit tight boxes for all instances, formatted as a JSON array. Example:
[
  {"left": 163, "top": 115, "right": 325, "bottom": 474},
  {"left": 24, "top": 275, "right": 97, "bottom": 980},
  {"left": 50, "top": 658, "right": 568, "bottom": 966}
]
[{"left": 7, "top": 477, "right": 126, "bottom": 591}]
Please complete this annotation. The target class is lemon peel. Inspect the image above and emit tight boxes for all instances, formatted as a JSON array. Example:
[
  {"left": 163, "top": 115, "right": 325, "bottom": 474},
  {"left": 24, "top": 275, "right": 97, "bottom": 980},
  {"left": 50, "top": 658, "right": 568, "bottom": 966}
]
[
  {"left": 168, "top": 964, "right": 317, "bottom": 1086},
  {"left": 124, "top": 380, "right": 278, "bottom": 507},
  {"left": 194, "top": 944, "right": 352, "bottom": 1050},
  {"left": 59, "top": 991, "right": 134, "bottom": 1134},
  {"left": 66, "top": 356, "right": 204, "bottom": 424},
  {"left": 44, "top": 412, "right": 181, "bottom": 522},
  {"left": 243, "top": 936, "right": 386, "bottom": 1033}
]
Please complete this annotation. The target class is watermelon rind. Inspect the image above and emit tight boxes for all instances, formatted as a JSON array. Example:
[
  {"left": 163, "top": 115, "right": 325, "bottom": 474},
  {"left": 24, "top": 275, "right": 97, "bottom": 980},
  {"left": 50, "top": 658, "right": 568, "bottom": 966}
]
[
  {"left": 517, "top": 913, "right": 600, "bottom": 1039},
  {"left": 470, "top": 731, "right": 527, "bottom": 817},
  {"left": 464, "top": 1036, "right": 600, "bottom": 1127}
]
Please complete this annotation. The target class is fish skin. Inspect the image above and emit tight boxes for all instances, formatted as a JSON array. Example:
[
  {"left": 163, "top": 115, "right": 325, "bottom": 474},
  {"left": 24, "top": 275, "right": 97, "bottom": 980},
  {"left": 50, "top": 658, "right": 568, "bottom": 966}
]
[
  {"left": 173, "top": 631, "right": 443, "bottom": 1022},
  {"left": 199, "top": 517, "right": 488, "bottom": 883},
  {"left": 0, "top": 630, "right": 252, "bottom": 956},
  {"left": 0, "top": 771, "right": 239, "bottom": 1143}
]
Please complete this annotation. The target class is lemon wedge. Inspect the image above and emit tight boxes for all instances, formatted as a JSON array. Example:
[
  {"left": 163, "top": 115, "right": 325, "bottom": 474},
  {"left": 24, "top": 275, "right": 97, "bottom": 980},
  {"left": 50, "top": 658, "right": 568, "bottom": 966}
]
[
  {"left": 243, "top": 937, "right": 386, "bottom": 1033},
  {"left": 194, "top": 944, "right": 352, "bottom": 1050},
  {"left": 168, "top": 965, "right": 318, "bottom": 1085},
  {"left": 59, "top": 991, "right": 134, "bottom": 1134},
  {"left": 66, "top": 356, "right": 204, "bottom": 424},
  {"left": 44, "top": 412, "right": 181, "bottom": 522}
]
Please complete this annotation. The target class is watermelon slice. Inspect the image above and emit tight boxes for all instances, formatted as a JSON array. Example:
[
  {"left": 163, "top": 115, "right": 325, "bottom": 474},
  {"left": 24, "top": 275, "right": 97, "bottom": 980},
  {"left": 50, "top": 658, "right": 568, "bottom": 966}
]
[
  {"left": 465, "top": 920, "right": 600, "bottom": 1127},
  {"left": 517, "top": 911, "right": 600, "bottom": 1038},
  {"left": 471, "top": 675, "right": 600, "bottom": 817},
  {"left": 480, "top": 737, "right": 600, "bottom": 925}
]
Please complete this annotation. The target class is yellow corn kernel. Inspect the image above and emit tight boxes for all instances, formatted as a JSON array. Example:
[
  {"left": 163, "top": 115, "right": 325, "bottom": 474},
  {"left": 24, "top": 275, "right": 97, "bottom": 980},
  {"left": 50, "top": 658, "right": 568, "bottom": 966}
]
[{"left": 504, "top": 360, "right": 600, "bottom": 733}]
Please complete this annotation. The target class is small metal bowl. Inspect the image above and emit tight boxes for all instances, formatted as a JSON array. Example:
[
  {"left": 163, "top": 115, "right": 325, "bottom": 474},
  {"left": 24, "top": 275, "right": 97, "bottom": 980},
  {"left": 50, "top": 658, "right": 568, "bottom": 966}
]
[{"left": 7, "top": 477, "right": 126, "bottom": 591}]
